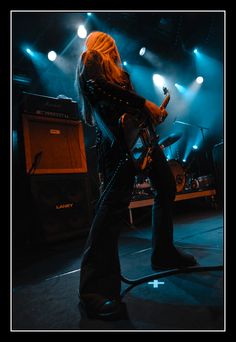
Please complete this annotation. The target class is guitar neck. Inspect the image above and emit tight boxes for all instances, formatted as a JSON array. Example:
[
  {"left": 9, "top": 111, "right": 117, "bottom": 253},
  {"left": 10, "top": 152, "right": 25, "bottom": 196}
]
[{"left": 160, "top": 93, "right": 170, "bottom": 109}]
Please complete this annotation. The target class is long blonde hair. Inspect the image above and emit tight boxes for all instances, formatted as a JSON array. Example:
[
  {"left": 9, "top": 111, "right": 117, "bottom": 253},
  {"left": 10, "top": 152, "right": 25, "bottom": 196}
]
[
  {"left": 76, "top": 31, "right": 127, "bottom": 126},
  {"left": 83, "top": 31, "right": 126, "bottom": 84}
]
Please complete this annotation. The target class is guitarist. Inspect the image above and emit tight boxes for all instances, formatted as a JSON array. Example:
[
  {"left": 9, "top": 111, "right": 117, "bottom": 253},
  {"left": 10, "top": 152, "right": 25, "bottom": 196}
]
[{"left": 75, "top": 31, "right": 197, "bottom": 320}]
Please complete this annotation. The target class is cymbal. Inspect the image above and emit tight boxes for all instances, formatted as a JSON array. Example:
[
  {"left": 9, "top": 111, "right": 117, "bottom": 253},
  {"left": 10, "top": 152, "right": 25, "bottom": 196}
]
[{"left": 159, "top": 132, "right": 182, "bottom": 148}]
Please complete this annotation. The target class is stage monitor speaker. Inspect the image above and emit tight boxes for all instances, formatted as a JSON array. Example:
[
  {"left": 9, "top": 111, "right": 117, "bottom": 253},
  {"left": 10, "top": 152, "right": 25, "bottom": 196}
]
[
  {"left": 28, "top": 173, "right": 92, "bottom": 242},
  {"left": 21, "top": 114, "right": 87, "bottom": 174}
]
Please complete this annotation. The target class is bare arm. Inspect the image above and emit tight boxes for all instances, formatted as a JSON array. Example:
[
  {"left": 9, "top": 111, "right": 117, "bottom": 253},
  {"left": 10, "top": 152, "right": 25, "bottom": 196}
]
[{"left": 145, "top": 99, "right": 168, "bottom": 125}]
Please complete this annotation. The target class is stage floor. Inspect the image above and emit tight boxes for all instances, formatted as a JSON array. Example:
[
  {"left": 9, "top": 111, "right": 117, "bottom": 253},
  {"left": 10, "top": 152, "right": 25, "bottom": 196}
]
[{"left": 11, "top": 203, "right": 224, "bottom": 332}]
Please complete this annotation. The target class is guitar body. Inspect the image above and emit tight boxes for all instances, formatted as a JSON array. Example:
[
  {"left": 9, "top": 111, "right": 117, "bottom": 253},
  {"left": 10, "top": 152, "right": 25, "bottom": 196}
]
[
  {"left": 119, "top": 87, "right": 170, "bottom": 171},
  {"left": 119, "top": 113, "right": 157, "bottom": 170}
]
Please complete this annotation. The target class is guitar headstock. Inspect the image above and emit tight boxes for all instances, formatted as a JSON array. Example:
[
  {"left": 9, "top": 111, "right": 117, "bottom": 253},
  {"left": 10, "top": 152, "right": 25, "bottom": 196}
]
[
  {"left": 160, "top": 86, "right": 170, "bottom": 110},
  {"left": 162, "top": 86, "right": 169, "bottom": 95}
]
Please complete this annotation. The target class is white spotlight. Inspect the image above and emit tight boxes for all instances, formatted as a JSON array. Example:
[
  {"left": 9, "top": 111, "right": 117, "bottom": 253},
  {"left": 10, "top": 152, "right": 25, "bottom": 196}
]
[
  {"left": 48, "top": 51, "right": 57, "bottom": 61},
  {"left": 77, "top": 25, "right": 87, "bottom": 39},
  {"left": 139, "top": 47, "right": 146, "bottom": 56},
  {"left": 196, "top": 76, "right": 204, "bottom": 84},
  {"left": 153, "top": 74, "right": 164, "bottom": 88}
]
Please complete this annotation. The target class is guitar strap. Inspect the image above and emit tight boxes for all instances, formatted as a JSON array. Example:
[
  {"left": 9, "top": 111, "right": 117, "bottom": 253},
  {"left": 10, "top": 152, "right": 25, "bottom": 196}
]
[{"left": 93, "top": 110, "right": 116, "bottom": 146}]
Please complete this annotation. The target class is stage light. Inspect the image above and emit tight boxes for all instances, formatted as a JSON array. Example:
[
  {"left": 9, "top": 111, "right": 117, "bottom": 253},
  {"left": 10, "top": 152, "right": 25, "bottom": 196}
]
[
  {"left": 25, "top": 48, "right": 34, "bottom": 56},
  {"left": 174, "top": 83, "right": 185, "bottom": 93},
  {"left": 193, "top": 48, "right": 198, "bottom": 54},
  {"left": 139, "top": 47, "right": 146, "bottom": 56},
  {"left": 182, "top": 159, "right": 186, "bottom": 162},
  {"left": 77, "top": 25, "right": 87, "bottom": 38},
  {"left": 13, "top": 74, "right": 31, "bottom": 84},
  {"left": 87, "top": 13, "right": 92, "bottom": 16},
  {"left": 196, "top": 76, "right": 204, "bottom": 84},
  {"left": 48, "top": 51, "right": 57, "bottom": 61},
  {"left": 192, "top": 145, "right": 198, "bottom": 150},
  {"left": 153, "top": 74, "right": 164, "bottom": 88},
  {"left": 12, "top": 130, "right": 18, "bottom": 148},
  {"left": 123, "top": 61, "right": 127, "bottom": 66}
]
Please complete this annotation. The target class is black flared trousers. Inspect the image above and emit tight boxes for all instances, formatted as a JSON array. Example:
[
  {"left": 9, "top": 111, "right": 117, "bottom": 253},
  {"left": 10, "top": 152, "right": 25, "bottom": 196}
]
[{"left": 79, "top": 140, "right": 176, "bottom": 299}]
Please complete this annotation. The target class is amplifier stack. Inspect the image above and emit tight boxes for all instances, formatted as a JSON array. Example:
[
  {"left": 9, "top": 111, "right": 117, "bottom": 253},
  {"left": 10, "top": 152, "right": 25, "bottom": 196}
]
[{"left": 13, "top": 92, "right": 92, "bottom": 245}]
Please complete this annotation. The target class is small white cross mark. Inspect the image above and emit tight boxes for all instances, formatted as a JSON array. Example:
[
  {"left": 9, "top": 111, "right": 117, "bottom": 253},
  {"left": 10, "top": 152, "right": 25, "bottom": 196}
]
[{"left": 148, "top": 280, "right": 165, "bottom": 288}]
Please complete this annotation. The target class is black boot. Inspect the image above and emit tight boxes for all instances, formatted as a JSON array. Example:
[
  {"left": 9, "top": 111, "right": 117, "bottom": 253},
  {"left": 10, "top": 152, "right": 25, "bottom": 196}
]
[
  {"left": 151, "top": 245, "right": 198, "bottom": 270},
  {"left": 79, "top": 293, "right": 127, "bottom": 320}
]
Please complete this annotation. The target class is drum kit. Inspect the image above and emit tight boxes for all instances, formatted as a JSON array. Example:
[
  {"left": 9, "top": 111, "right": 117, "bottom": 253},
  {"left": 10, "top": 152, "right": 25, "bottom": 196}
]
[
  {"left": 133, "top": 131, "right": 214, "bottom": 195},
  {"left": 159, "top": 132, "right": 186, "bottom": 192}
]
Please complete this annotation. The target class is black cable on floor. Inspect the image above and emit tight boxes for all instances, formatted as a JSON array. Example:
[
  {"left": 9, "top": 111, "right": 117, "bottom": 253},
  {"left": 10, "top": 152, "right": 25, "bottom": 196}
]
[{"left": 120, "top": 264, "right": 223, "bottom": 298}]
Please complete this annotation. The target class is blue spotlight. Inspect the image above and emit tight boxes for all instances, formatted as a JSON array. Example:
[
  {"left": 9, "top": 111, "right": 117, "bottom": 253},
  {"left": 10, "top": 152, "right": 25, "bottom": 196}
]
[
  {"left": 123, "top": 61, "right": 127, "bottom": 66},
  {"left": 196, "top": 76, "right": 204, "bottom": 84},
  {"left": 139, "top": 47, "right": 146, "bottom": 56},
  {"left": 193, "top": 48, "right": 198, "bottom": 54},
  {"left": 48, "top": 51, "right": 57, "bottom": 61},
  {"left": 13, "top": 74, "right": 31, "bottom": 84},
  {"left": 175, "top": 83, "right": 185, "bottom": 93},
  {"left": 12, "top": 130, "right": 18, "bottom": 148},
  {"left": 192, "top": 145, "right": 198, "bottom": 150},
  {"left": 87, "top": 13, "right": 92, "bottom": 16},
  {"left": 77, "top": 25, "right": 87, "bottom": 38},
  {"left": 25, "top": 48, "right": 34, "bottom": 56},
  {"left": 153, "top": 74, "right": 164, "bottom": 87},
  {"left": 182, "top": 159, "right": 186, "bottom": 162}
]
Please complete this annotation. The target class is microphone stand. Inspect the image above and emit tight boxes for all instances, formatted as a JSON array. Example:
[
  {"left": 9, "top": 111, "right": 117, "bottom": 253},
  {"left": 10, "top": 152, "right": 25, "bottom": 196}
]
[
  {"left": 175, "top": 120, "right": 209, "bottom": 135},
  {"left": 174, "top": 120, "right": 211, "bottom": 175}
]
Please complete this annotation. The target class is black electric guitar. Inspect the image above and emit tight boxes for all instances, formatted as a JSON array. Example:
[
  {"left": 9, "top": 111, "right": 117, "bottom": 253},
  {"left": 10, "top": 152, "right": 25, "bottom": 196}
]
[{"left": 119, "top": 87, "right": 170, "bottom": 171}]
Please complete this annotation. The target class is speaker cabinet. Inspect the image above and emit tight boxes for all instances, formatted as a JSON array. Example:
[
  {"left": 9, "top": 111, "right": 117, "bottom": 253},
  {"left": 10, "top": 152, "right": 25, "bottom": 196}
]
[
  {"left": 13, "top": 114, "right": 92, "bottom": 244},
  {"left": 28, "top": 173, "right": 92, "bottom": 242},
  {"left": 22, "top": 114, "right": 87, "bottom": 174}
]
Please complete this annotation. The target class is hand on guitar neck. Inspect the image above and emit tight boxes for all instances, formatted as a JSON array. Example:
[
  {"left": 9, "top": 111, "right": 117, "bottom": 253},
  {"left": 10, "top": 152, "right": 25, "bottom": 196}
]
[
  {"left": 144, "top": 87, "right": 170, "bottom": 126},
  {"left": 119, "top": 87, "right": 171, "bottom": 171}
]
